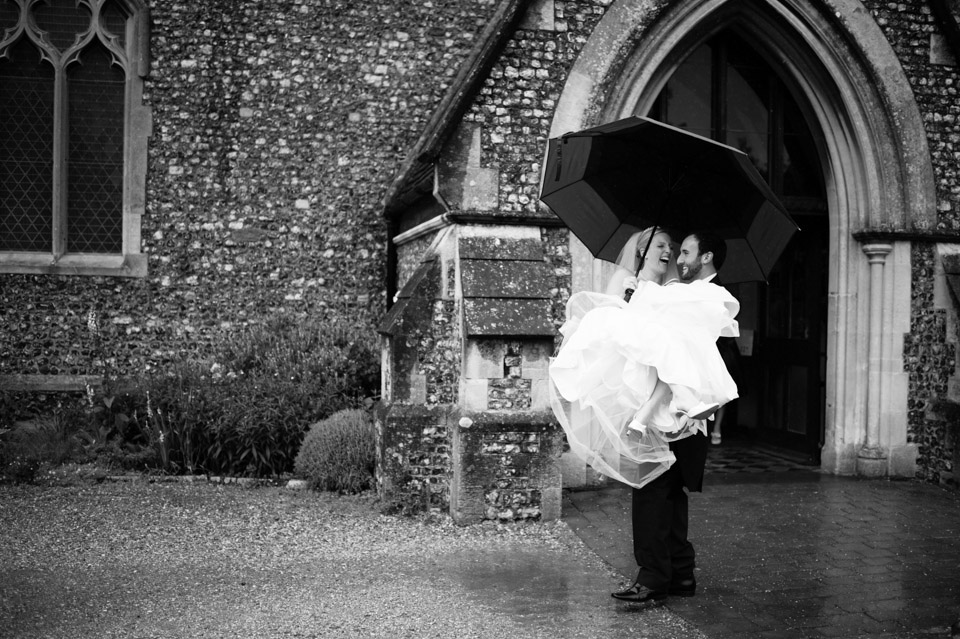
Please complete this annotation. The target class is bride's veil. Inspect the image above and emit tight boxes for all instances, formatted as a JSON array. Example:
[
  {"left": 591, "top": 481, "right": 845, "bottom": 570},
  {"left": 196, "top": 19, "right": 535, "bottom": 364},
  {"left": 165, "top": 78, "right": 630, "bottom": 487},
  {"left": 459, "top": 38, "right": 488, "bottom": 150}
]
[{"left": 613, "top": 227, "right": 652, "bottom": 275}]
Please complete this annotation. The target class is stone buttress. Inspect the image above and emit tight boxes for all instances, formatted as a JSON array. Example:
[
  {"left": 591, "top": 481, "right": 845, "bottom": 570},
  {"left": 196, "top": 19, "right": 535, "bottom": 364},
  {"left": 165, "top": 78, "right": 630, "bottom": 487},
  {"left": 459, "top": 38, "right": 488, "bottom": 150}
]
[{"left": 377, "top": 225, "right": 563, "bottom": 523}]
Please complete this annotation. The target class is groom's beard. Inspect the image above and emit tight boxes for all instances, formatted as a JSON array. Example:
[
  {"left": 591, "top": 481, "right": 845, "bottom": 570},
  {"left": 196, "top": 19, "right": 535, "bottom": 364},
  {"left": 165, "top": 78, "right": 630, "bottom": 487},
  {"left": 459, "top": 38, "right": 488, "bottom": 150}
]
[{"left": 679, "top": 260, "right": 702, "bottom": 281}]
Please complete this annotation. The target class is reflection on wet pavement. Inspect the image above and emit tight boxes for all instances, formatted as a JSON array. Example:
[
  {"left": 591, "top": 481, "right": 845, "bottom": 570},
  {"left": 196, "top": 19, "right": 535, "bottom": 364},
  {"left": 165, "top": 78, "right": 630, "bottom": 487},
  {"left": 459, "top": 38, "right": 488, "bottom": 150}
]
[
  {"left": 436, "top": 547, "right": 706, "bottom": 638},
  {"left": 564, "top": 446, "right": 960, "bottom": 638}
]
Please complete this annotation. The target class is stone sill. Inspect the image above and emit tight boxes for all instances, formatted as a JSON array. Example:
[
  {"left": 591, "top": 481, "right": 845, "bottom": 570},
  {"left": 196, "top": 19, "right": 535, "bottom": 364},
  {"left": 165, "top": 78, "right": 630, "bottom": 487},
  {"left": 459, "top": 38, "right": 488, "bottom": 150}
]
[{"left": 0, "top": 253, "right": 147, "bottom": 277}]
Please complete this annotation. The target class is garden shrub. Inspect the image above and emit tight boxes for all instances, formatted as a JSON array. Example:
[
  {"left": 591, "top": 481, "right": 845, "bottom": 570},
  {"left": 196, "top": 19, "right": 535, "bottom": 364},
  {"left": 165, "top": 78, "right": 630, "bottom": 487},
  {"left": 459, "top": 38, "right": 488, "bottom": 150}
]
[
  {"left": 111, "top": 357, "right": 307, "bottom": 477},
  {"left": 0, "top": 406, "right": 85, "bottom": 483},
  {"left": 216, "top": 314, "right": 379, "bottom": 416},
  {"left": 126, "top": 314, "right": 378, "bottom": 477},
  {"left": 294, "top": 408, "right": 376, "bottom": 493},
  {"left": 2, "top": 313, "right": 380, "bottom": 479},
  {"left": 0, "top": 391, "right": 16, "bottom": 430},
  {"left": 201, "top": 315, "right": 380, "bottom": 477},
  {"left": 127, "top": 361, "right": 214, "bottom": 474}
]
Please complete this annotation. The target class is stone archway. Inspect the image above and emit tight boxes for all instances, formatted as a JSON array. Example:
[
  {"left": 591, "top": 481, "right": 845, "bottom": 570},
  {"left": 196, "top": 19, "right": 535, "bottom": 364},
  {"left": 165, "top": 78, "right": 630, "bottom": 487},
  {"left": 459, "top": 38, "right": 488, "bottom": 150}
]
[{"left": 549, "top": 0, "right": 936, "bottom": 476}]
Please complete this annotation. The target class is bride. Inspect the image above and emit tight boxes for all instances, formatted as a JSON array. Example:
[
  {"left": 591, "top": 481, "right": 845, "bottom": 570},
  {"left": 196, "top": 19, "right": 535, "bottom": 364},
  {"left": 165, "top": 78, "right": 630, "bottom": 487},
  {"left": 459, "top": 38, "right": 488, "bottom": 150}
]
[{"left": 548, "top": 226, "right": 740, "bottom": 489}]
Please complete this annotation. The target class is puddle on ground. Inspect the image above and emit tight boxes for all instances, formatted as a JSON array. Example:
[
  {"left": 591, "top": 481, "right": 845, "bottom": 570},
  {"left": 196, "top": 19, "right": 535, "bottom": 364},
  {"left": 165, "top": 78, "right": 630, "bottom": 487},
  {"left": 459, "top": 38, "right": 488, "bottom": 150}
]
[{"left": 428, "top": 547, "right": 703, "bottom": 638}]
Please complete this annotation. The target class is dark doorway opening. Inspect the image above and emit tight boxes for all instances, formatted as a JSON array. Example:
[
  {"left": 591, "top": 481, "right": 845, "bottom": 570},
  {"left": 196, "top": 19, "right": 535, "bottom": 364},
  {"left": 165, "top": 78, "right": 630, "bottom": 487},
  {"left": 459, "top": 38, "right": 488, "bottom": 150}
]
[{"left": 650, "top": 30, "right": 828, "bottom": 464}]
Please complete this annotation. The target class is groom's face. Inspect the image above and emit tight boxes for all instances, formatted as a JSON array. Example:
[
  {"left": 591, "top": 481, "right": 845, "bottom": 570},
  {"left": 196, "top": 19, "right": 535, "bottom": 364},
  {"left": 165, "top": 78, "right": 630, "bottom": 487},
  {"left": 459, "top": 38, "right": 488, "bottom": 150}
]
[{"left": 677, "top": 237, "right": 704, "bottom": 281}]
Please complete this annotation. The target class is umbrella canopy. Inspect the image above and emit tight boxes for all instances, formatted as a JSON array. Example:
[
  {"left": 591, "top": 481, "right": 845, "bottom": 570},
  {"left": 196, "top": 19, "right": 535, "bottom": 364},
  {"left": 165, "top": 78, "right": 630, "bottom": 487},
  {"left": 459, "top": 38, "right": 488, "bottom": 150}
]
[{"left": 540, "top": 116, "right": 800, "bottom": 283}]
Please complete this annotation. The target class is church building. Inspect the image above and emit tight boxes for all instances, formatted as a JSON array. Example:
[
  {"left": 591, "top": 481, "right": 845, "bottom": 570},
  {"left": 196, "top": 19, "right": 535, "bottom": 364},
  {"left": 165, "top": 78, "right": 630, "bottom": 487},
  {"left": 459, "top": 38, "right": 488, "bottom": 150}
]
[{"left": 2, "top": 0, "right": 959, "bottom": 522}]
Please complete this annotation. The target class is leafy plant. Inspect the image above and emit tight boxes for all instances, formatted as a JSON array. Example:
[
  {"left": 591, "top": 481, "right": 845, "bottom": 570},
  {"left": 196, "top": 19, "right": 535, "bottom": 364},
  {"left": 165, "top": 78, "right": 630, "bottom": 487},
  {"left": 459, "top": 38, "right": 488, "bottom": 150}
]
[
  {"left": 294, "top": 408, "right": 376, "bottom": 493},
  {"left": 3, "top": 312, "right": 381, "bottom": 479},
  {"left": 205, "top": 373, "right": 306, "bottom": 476},
  {"left": 0, "top": 391, "right": 16, "bottom": 430},
  {"left": 199, "top": 315, "right": 380, "bottom": 477},
  {"left": 20, "top": 408, "right": 85, "bottom": 465},
  {"left": 216, "top": 314, "right": 380, "bottom": 416},
  {"left": 0, "top": 406, "right": 85, "bottom": 483},
  {"left": 134, "top": 363, "right": 214, "bottom": 474}
]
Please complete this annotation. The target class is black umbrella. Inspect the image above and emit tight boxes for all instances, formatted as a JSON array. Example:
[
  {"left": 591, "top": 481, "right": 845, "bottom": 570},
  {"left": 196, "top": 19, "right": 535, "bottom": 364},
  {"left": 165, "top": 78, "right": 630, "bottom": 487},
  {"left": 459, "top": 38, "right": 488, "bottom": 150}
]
[{"left": 540, "top": 116, "right": 800, "bottom": 283}]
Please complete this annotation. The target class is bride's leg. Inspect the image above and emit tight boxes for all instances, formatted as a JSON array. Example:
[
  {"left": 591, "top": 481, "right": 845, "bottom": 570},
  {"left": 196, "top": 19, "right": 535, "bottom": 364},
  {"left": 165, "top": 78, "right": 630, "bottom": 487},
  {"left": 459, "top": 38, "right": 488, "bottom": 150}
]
[{"left": 628, "top": 378, "right": 673, "bottom": 433}]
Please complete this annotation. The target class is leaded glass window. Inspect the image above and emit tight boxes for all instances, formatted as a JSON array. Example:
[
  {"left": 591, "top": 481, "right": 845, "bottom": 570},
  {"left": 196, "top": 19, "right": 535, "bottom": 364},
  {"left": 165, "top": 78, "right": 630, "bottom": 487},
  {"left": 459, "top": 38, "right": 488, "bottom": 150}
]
[
  {"left": 0, "top": 0, "right": 149, "bottom": 276},
  {"left": 651, "top": 31, "right": 825, "bottom": 200}
]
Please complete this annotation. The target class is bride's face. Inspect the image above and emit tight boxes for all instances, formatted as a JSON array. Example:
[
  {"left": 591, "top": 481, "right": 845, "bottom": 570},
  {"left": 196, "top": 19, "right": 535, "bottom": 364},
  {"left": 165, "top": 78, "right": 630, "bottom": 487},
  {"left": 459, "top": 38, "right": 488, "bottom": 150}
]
[{"left": 640, "top": 232, "right": 673, "bottom": 277}]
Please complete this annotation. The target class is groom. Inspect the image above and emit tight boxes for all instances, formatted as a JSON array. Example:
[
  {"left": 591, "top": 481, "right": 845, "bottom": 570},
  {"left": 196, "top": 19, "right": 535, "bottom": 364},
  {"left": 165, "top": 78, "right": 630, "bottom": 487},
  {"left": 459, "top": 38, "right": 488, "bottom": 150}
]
[{"left": 612, "top": 230, "right": 729, "bottom": 603}]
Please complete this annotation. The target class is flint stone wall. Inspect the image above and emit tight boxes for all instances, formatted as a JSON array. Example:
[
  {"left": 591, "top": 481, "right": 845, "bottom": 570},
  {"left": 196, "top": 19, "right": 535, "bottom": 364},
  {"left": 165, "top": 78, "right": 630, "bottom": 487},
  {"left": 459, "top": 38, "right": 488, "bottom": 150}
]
[
  {"left": 377, "top": 404, "right": 453, "bottom": 515},
  {"left": 452, "top": 411, "right": 563, "bottom": 523},
  {"left": 4, "top": 0, "right": 960, "bottom": 492},
  {"left": 919, "top": 245, "right": 960, "bottom": 487},
  {"left": 861, "top": 0, "right": 960, "bottom": 483},
  {"left": 0, "top": 0, "right": 499, "bottom": 393},
  {"left": 376, "top": 404, "right": 563, "bottom": 521}
]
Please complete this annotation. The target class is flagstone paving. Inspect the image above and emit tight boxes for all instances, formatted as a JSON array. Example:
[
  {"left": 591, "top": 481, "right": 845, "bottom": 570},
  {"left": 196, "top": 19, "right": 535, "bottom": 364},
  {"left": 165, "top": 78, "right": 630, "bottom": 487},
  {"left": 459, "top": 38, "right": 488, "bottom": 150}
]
[{"left": 563, "top": 443, "right": 960, "bottom": 638}]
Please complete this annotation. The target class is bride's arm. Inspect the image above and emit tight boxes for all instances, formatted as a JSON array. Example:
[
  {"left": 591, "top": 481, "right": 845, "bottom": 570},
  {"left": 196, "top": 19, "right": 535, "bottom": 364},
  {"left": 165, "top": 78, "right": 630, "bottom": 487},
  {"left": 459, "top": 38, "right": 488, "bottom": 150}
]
[{"left": 604, "top": 266, "right": 636, "bottom": 296}]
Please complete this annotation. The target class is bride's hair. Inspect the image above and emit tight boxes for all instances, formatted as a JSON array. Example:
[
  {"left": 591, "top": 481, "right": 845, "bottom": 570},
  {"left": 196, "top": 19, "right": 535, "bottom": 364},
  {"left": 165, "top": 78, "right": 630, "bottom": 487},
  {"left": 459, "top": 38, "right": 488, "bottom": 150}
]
[{"left": 615, "top": 226, "right": 671, "bottom": 273}]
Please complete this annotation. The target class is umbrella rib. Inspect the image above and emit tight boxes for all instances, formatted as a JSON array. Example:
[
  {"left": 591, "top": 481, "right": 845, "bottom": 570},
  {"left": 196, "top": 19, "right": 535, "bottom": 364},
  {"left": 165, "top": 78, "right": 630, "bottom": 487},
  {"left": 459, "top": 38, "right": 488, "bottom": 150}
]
[
  {"left": 740, "top": 225, "right": 767, "bottom": 281},
  {"left": 555, "top": 140, "right": 563, "bottom": 181}
]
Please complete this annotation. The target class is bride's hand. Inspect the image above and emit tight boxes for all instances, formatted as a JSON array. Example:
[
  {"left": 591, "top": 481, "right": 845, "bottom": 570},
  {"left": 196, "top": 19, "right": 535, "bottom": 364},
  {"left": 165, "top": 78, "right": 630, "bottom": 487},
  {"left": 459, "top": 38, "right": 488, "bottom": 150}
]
[{"left": 621, "top": 276, "right": 638, "bottom": 292}]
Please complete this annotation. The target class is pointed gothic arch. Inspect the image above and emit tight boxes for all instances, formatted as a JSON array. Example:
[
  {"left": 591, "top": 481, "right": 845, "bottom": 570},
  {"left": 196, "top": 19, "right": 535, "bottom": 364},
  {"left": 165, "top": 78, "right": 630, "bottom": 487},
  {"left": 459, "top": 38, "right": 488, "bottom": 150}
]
[{"left": 549, "top": 0, "right": 936, "bottom": 475}]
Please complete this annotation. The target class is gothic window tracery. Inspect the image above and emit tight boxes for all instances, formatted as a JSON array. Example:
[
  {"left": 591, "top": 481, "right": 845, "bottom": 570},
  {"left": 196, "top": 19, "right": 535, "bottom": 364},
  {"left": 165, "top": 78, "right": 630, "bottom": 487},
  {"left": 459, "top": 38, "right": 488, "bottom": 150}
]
[{"left": 0, "top": 0, "right": 148, "bottom": 275}]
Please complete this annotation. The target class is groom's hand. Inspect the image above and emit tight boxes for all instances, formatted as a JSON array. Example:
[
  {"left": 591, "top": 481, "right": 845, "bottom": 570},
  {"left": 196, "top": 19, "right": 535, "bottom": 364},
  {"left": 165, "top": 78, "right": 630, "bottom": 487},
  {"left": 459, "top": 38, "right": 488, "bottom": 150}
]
[{"left": 621, "top": 276, "right": 638, "bottom": 302}]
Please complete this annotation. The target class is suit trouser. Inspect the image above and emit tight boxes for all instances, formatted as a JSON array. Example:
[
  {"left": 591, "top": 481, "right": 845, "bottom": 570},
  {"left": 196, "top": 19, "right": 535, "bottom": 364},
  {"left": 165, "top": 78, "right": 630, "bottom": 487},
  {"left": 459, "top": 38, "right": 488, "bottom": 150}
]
[{"left": 631, "top": 462, "right": 696, "bottom": 590}]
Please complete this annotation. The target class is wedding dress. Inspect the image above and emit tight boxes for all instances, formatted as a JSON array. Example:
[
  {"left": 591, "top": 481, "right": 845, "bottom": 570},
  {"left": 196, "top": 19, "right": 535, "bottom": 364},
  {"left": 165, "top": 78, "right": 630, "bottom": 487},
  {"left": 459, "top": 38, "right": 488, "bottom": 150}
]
[{"left": 549, "top": 278, "right": 740, "bottom": 489}]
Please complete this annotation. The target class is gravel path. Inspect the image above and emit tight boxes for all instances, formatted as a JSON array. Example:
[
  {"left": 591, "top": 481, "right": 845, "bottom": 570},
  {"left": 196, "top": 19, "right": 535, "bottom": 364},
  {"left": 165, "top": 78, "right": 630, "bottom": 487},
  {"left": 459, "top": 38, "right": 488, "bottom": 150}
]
[{"left": 0, "top": 475, "right": 704, "bottom": 639}]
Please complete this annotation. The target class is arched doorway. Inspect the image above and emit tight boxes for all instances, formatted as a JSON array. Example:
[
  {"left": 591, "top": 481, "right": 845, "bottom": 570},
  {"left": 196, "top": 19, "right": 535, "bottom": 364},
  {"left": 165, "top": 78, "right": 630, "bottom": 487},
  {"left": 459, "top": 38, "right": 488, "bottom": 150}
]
[
  {"left": 550, "top": 0, "right": 935, "bottom": 476},
  {"left": 646, "top": 30, "right": 828, "bottom": 462}
]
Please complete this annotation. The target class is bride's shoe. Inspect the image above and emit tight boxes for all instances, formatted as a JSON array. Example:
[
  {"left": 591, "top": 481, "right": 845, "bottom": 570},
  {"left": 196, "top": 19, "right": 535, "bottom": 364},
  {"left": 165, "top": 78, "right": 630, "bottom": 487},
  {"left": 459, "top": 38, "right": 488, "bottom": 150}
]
[
  {"left": 626, "top": 418, "right": 647, "bottom": 436},
  {"left": 678, "top": 402, "right": 720, "bottom": 421}
]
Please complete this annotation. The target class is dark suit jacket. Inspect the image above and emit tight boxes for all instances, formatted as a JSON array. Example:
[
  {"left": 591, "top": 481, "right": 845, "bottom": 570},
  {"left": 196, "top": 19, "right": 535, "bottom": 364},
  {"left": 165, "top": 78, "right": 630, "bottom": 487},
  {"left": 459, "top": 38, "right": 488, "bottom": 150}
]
[
  {"left": 713, "top": 276, "right": 744, "bottom": 393},
  {"left": 717, "top": 335, "right": 744, "bottom": 392}
]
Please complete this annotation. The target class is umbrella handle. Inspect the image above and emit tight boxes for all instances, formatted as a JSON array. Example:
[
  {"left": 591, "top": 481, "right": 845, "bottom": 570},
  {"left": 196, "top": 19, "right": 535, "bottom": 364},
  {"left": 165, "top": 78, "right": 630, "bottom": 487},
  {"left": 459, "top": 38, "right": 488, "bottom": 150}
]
[{"left": 638, "top": 224, "right": 658, "bottom": 276}]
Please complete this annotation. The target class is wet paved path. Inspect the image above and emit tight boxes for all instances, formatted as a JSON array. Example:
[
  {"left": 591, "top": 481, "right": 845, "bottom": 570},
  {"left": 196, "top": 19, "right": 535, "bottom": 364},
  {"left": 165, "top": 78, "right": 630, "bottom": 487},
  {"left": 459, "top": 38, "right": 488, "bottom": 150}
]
[{"left": 563, "top": 444, "right": 960, "bottom": 638}]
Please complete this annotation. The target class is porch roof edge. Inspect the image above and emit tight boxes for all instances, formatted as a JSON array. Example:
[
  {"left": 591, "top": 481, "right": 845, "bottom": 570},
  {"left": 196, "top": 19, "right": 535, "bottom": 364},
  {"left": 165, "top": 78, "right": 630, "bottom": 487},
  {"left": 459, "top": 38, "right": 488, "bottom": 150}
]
[{"left": 381, "top": 0, "right": 534, "bottom": 218}]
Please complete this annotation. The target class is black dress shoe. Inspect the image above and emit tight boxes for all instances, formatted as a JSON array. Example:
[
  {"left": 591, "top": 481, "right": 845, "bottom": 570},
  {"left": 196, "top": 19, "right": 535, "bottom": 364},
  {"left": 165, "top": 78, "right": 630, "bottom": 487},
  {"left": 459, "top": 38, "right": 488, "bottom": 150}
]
[
  {"left": 669, "top": 578, "right": 696, "bottom": 597},
  {"left": 611, "top": 582, "right": 668, "bottom": 602}
]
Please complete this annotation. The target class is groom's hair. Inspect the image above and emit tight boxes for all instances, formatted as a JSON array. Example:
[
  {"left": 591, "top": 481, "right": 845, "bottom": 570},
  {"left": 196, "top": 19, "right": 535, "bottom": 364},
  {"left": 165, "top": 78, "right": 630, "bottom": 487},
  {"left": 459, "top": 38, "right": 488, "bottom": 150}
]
[{"left": 689, "top": 230, "right": 727, "bottom": 270}]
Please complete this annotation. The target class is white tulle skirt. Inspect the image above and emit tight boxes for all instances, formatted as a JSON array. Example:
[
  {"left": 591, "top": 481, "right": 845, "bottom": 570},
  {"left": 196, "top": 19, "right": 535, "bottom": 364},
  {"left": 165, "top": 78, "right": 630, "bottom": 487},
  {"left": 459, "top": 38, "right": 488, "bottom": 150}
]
[{"left": 549, "top": 280, "right": 740, "bottom": 489}]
